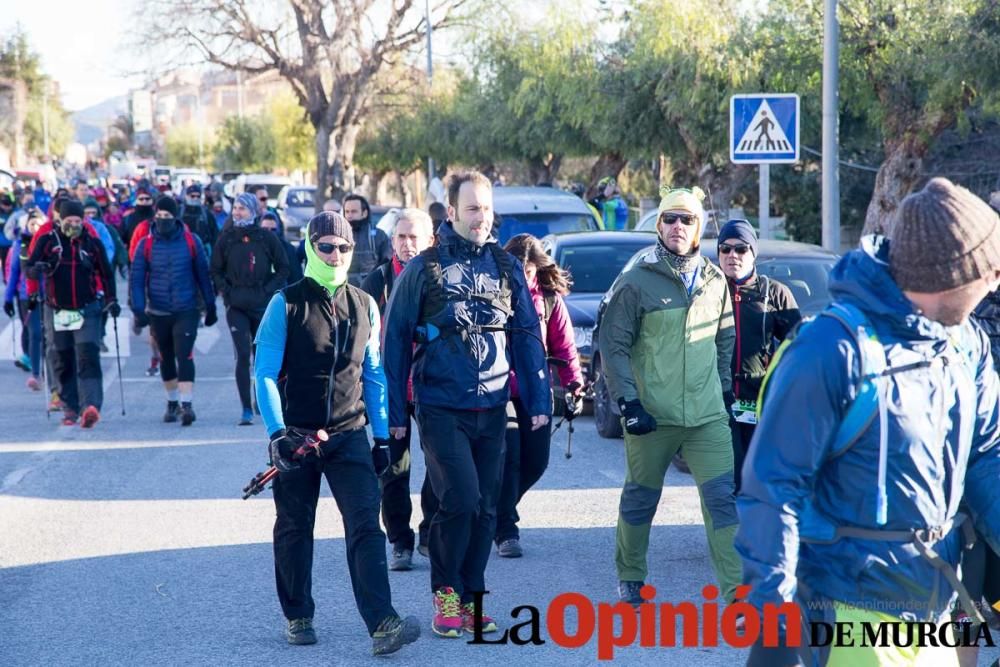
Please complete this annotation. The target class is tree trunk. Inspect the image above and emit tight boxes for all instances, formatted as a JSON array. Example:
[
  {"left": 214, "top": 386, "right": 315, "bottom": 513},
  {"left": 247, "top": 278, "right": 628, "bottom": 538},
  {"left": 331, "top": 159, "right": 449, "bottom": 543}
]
[
  {"left": 586, "top": 153, "right": 627, "bottom": 199},
  {"left": 368, "top": 170, "right": 387, "bottom": 204},
  {"left": 314, "top": 126, "right": 332, "bottom": 214},
  {"left": 396, "top": 170, "right": 412, "bottom": 206},
  {"left": 862, "top": 135, "right": 929, "bottom": 236}
]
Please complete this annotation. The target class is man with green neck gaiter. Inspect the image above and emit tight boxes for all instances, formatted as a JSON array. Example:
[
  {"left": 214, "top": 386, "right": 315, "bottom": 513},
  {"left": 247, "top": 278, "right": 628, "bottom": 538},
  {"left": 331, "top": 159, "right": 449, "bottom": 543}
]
[{"left": 253, "top": 211, "right": 420, "bottom": 655}]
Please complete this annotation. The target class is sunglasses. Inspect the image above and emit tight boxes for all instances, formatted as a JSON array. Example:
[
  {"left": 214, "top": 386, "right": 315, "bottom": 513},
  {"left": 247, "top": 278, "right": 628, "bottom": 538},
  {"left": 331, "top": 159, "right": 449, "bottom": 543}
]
[
  {"left": 660, "top": 213, "right": 698, "bottom": 226},
  {"left": 136, "top": 197, "right": 153, "bottom": 203},
  {"left": 315, "top": 242, "right": 354, "bottom": 255},
  {"left": 719, "top": 244, "right": 751, "bottom": 255},
  {"left": 258, "top": 196, "right": 269, "bottom": 202}
]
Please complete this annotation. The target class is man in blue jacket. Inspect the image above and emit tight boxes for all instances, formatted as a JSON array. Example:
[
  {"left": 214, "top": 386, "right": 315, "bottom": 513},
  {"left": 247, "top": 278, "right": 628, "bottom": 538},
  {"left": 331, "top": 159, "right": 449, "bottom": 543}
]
[
  {"left": 253, "top": 211, "right": 420, "bottom": 655},
  {"left": 130, "top": 196, "right": 217, "bottom": 424},
  {"left": 738, "top": 178, "right": 1000, "bottom": 666},
  {"left": 383, "top": 171, "right": 551, "bottom": 639}
]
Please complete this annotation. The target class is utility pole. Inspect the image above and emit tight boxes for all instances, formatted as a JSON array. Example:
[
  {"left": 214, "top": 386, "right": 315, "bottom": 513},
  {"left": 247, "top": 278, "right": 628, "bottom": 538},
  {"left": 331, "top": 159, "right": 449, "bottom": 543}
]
[
  {"left": 425, "top": 0, "right": 435, "bottom": 188},
  {"left": 821, "top": 0, "right": 841, "bottom": 252}
]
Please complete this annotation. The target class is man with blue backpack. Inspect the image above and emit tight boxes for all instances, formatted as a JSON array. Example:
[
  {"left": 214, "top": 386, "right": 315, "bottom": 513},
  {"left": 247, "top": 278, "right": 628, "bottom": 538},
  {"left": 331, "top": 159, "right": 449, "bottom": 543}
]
[{"left": 739, "top": 178, "right": 1000, "bottom": 666}]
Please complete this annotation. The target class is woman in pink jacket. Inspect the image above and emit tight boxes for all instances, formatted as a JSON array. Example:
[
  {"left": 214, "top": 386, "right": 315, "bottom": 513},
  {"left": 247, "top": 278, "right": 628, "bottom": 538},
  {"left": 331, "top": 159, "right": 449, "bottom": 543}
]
[{"left": 495, "top": 234, "right": 584, "bottom": 558}]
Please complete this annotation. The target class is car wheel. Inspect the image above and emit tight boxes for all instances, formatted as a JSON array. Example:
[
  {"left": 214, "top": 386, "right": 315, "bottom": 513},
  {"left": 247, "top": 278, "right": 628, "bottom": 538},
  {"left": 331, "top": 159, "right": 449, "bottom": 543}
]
[{"left": 593, "top": 356, "right": 623, "bottom": 439}]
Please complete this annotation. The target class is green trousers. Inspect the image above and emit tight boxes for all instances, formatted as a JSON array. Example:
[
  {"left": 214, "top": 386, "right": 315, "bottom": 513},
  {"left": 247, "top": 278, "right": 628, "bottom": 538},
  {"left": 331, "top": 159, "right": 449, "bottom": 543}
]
[{"left": 615, "top": 417, "right": 741, "bottom": 601}]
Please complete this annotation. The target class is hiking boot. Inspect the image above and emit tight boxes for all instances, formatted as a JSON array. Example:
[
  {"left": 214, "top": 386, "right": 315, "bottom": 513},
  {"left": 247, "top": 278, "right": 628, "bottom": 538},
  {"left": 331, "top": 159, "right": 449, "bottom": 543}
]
[
  {"left": 371, "top": 614, "right": 420, "bottom": 656},
  {"left": 432, "top": 587, "right": 463, "bottom": 638},
  {"left": 80, "top": 406, "right": 101, "bottom": 429},
  {"left": 145, "top": 359, "right": 160, "bottom": 377},
  {"left": 61, "top": 410, "right": 79, "bottom": 426},
  {"left": 180, "top": 402, "right": 196, "bottom": 426},
  {"left": 49, "top": 391, "right": 63, "bottom": 412},
  {"left": 460, "top": 601, "right": 498, "bottom": 634},
  {"left": 417, "top": 543, "right": 429, "bottom": 558},
  {"left": 389, "top": 547, "right": 413, "bottom": 571},
  {"left": 163, "top": 401, "right": 180, "bottom": 423},
  {"left": 497, "top": 538, "right": 522, "bottom": 558},
  {"left": 26, "top": 376, "right": 40, "bottom": 392},
  {"left": 238, "top": 408, "right": 254, "bottom": 426},
  {"left": 15, "top": 354, "right": 31, "bottom": 372},
  {"left": 286, "top": 617, "right": 317, "bottom": 645},
  {"left": 618, "top": 580, "right": 644, "bottom": 606}
]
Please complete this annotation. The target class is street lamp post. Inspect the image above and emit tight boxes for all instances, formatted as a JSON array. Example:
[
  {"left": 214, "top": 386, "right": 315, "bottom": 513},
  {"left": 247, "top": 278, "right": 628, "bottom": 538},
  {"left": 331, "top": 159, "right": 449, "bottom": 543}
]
[
  {"left": 425, "top": 0, "right": 435, "bottom": 189},
  {"left": 821, "top": 0, "right": 841, "bottom": 252}
]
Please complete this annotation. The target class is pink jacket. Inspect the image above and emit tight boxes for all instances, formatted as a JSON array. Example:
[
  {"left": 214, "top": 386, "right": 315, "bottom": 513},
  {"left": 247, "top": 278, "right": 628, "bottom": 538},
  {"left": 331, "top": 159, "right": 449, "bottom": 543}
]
[{"left": 510, "top": 274, "right": 584, "bottom": 398}]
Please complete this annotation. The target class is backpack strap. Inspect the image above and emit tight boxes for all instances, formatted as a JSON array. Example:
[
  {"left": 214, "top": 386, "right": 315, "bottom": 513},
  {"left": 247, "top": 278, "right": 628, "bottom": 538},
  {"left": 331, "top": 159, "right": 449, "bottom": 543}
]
[
  {"left": 485, "top": 243, "right": 514, "bottom": 318},
  {"left": 418, "top": 246, "right": 446, "bottom": 323}
]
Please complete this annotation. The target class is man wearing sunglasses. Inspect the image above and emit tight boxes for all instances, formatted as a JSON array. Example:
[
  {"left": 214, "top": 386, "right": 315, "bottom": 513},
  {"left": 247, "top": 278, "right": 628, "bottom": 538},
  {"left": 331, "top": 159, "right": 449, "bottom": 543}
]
[
  {"left": 253, "top": 211, "right": 420, "bottom": 654},
  {"left": 121, "top": 185, "right": 156, "bottom": 245},
  {"left": 599, "top": 185, "right": 741, "bottom": 607},
  {"left": 716, "top": 219, "right": 800, "bottom": 492}
]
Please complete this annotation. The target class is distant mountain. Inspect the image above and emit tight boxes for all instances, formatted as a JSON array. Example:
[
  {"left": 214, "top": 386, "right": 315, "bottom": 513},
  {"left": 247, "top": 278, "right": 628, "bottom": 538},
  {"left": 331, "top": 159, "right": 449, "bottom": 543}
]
[{"left": 72, "top": 95, "right": 129, "bottom": 145}]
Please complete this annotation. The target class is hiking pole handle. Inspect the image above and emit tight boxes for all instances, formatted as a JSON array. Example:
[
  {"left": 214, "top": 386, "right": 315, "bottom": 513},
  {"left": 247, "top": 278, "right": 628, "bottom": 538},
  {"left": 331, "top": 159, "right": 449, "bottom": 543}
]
[{"left": 242, "top": 466, "right": 278, "bottom": 500}]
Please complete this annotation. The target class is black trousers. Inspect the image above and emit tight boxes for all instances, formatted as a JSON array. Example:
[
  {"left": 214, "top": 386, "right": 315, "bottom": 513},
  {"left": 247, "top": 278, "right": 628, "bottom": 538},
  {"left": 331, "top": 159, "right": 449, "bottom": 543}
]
[
  {"left": 731, "top": 420, "right": 754, "bottom": 494},
  {"left": 43, "top": 302, "right": 103, "bottom": 413},
  {"left": 225, "top": 307, "right": 262, "bottom": 410},
  {"left": 149, "top": 310, "right": 200, "bottom": 383},
  {"left": 495, "top": 398, "right": 552, "bottom": 543},
  {"left": 379, "top": 408, "right": 437, "bottom": 552},
  {"left": 272, "top": 427, "right": 396, "bottom": 635},
  {"left": 415, "top": 402, "right": 507, "bottom": 602}
]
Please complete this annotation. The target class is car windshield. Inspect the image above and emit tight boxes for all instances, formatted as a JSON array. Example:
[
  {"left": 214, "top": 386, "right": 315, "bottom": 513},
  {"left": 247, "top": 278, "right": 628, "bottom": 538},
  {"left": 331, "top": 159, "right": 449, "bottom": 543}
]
[
  {"left": 755, "top": 259, "right": 836, "bottom": 315},
  {"left": 261, "top": 184, "right": 287, "bottom": 200},
  {"left": 287, "top": 189, "right": 315, "bottom": 207},
  {"left": 495, "top": 213, "right": 596, "bottom": 244},
  {"left": 558, "top": 242, "right": 656, "bottom": 294}
]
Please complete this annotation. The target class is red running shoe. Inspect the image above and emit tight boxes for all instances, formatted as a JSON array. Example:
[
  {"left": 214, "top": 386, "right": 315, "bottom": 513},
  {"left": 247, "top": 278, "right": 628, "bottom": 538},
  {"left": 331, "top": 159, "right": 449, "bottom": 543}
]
[
  {"left": 460, "top": 601, "right": 497, "bottom": 634},
  {"left": 432, "top": 587, "right": 463, "bottom": 638},
  {"left": 80, "top": 406, "right": 100, "bottom": 429}
]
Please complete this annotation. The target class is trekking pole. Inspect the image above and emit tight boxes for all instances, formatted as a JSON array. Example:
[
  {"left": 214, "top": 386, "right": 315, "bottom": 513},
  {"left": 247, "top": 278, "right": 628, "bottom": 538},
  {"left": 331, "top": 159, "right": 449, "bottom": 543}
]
[
  {"left": 41, "top": 322, "right": 50, "bottom": 420},
  {"left": 242, "top": 429, "right": 329, "bottom": 499},
  {"left": 112, "top": 314, "right": 126, "bottom": 416}
]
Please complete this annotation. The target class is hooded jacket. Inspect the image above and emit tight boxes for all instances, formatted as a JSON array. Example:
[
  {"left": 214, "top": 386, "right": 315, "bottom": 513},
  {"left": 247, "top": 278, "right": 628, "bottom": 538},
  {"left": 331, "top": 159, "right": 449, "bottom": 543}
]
[
  {"left": 600, "top": 248, "right": 735, "bottom": 427},
  {"left": 510, "top": 274, "right": 583, "bottom": 398},
  {"left": 382, "top": 222, "right": 551, "bottom": 427},
  {"left": 347, "top": 217, "right": 392, "bottom": 286},
  {"left": 736, "top": 236, "right": 1000, "bottom": 622},
  {"left": 210, "top": 220, "right": 290, "bottom": 312},
  {"left": 130, "top": 223, "right": 214, "bottom": 315}
]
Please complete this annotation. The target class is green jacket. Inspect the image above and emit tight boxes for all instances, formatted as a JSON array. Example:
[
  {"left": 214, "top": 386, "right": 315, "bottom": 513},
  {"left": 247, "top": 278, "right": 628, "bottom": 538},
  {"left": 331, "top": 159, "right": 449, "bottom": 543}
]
[{"left": 600, "top": 250, "right": 735, "bottom": 427}]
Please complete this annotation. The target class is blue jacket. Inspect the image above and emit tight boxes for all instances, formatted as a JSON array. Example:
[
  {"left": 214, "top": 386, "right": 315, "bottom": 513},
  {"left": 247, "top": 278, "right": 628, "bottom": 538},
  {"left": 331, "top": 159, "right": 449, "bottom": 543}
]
[
  {"left": 382, "top": 222, "right": 551, "bottom": 427},
  {"left": 130, "top": 226, "right": 214, "bottom": 315},
  {"left": 4, "top": 236, "right": 28, "bottom": 302},
  {"left": 736, "top": 236, "right": 1000, "bottom": 622}
]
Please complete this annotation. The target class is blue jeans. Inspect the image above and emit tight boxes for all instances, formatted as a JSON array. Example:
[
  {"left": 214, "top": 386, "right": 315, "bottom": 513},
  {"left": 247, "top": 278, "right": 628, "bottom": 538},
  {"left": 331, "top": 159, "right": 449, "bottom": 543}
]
[{"left": 17, "top": 298, "right": 42, "bottom": 377}]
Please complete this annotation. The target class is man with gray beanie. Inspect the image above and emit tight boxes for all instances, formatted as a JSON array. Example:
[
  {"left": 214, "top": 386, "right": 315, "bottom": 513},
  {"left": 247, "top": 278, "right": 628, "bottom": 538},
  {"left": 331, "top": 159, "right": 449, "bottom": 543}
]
[
  {"left": 716, "top": 219, "right": 800, "bottom": 492},
  {"left": 737, "top": 177, "right": 1000, "bottom": 665},
  {"left": 211, "top": 190, "right": 289, "bottom": 425}
]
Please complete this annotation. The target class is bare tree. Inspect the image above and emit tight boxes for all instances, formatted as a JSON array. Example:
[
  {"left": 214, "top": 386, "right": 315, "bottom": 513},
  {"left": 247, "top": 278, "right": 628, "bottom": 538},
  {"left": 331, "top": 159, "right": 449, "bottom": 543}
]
[{"left": 145, "top": 0, "right": 469, "bottom": 206}]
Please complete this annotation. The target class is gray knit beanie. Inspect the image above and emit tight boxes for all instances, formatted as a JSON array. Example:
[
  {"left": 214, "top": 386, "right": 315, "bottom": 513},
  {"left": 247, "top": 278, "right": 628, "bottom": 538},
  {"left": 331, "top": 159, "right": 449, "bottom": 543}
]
[
  {"left": 888, "top": 177, "right": 1000, "bottom": 292},
  {"left": 308, "top": 211, "right": 354, "bottom": 245}
]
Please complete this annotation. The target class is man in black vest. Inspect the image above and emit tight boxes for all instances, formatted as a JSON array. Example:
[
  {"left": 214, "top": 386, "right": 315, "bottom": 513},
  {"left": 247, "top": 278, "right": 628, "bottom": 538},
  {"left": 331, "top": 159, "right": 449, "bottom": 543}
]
[
  {"left": 361, "top": 208, "right": 435, "bottom": 572},
  {"left": 254, "top": 211, "right": 419, "bottom": 655}
]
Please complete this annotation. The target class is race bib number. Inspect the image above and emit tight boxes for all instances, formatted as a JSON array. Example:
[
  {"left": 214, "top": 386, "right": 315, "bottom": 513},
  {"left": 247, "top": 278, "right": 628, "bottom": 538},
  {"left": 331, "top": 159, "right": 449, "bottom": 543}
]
[
  {"left": 732, "top": 399, "right": 758, "bottom": 425},
  {"left": 53, "top": 309, "right": 84, "bottom": 332}
]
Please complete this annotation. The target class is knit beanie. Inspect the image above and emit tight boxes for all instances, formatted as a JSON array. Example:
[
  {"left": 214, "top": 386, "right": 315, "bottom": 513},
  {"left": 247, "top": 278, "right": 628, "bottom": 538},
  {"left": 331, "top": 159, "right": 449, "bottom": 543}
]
[
  {"left": 60, "top": 199, "right": 85, "bottom": 220},
  {"left": 155, "top": 195, "right": 178, "bottom": 217},
  {"left": 308, "top": 211, "right": 354, "bottom": 245},
  {"left": 889, "top": 177, "right": 1000, "bottom": 293},
  {"left": 235, "top": 192, "right": 259, "bottom": 217},
  {"left": 657, "top": 186, "right": 705, "bottom": 247},
  {"left": 718, "top": 219, "right": 758, "bottom": 257}
]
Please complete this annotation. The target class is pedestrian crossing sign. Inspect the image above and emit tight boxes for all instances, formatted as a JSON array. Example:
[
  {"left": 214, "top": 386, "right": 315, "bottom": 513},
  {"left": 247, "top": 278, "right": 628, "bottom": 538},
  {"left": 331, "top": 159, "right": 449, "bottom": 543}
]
[{"left": 730, "top": 94, "right": 800, "bottom": 164}]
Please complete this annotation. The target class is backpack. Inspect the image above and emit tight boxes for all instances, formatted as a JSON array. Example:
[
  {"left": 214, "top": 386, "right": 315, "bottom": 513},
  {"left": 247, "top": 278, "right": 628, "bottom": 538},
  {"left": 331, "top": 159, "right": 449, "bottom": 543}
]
[
  {"left": 143, "top": 227, "right": 197, "bottom": 264},
  {"left": 418, "top": 244, "right": 516, "bottom": 338}
]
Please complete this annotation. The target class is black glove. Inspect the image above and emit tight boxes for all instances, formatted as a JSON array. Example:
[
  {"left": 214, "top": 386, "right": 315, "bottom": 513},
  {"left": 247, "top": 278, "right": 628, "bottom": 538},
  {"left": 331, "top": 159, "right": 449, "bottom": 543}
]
[
  {"left": 564, "top": 381, "right": 584, "bottom": 421},
  {"left": 27, "top": 296, "right": 39, "bottom": 311},
  {"left": 372, "top": 438, "right": 391, "bottom": 477},
  {"left": 105, "top": 301, "right": 122, "bottom": 318},
  {"left": 723, "top": 390, "right": 736, "bottom": 411},
  {"left": 619, "top": 398, "right": 657, "bottom": 436},
  {"left": 2, "top": 301, "right": 14, "bottom": 318},
  {"left": 269, "top": 429, "right": 302, "bottom": 474},
  {"left": 132, "top": 311, "right": 149, "bottom": 331},
  {"left": 204, "top": 307, "right": 218, "bottom": 327}
]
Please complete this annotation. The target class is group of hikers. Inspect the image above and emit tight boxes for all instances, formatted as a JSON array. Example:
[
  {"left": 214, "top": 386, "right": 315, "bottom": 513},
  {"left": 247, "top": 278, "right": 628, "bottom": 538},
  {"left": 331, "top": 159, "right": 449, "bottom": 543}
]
[{"left": 2, "top": 170, "right": 999, "bottom": 665}]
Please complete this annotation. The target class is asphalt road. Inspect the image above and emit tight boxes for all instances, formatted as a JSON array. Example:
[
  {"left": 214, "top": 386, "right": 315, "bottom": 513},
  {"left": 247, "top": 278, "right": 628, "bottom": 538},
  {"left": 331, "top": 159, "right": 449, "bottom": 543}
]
[{"left": 0, "top": 306, "right": 997, "bottom": 666}]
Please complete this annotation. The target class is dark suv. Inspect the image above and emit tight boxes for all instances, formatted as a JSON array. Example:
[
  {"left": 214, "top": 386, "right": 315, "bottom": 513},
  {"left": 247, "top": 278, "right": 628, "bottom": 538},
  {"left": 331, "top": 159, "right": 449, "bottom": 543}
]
[{"left": 590, "top": 239, "right": 838, "bottom": 438}]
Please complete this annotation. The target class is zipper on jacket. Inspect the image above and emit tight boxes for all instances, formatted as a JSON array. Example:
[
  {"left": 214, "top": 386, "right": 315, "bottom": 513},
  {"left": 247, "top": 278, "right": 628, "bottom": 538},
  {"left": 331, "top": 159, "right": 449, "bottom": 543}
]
[
  {"left": 733, "top": 288, "right": 742, "bottom": 397},
  {"left": 325, "top": 293, "right": 340, "bottom": 429}
]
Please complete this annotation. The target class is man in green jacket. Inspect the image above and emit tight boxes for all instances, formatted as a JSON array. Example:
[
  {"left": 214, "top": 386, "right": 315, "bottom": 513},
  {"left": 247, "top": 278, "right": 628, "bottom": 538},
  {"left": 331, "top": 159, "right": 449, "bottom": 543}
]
[{"left": 599, "top": 186, "right": 740, "bottom": 605}]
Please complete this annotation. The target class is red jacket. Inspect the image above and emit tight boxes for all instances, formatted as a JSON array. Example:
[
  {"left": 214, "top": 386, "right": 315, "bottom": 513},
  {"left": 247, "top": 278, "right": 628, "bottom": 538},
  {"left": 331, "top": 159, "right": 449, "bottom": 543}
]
[
  {"left": 510, "top": 274, "right": 583, "bottom": 398},
  {"left": 26, "top": 220, "right": 104, "bottom": 297}
]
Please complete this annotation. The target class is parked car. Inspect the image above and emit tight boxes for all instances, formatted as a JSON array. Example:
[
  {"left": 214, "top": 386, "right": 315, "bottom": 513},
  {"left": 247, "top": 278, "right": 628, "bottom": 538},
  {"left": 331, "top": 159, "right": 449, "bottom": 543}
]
[
  {"left": 277, "top": 185, "right": 317, "bottom": 240},
  {"left": 171, "top": 168, "right": 210, "bottom": 195},
  {"left": 540, "top": 232, "right": 663, "bottom": 399},
  {"left": 589, "top": 239, "right": 838, "bottom": 438},
  {"left": 224, "top": 174, "right": 294, "bottom": 209},
  {"left": 493, "top": 186, "right": 600, "bottom": 244}
]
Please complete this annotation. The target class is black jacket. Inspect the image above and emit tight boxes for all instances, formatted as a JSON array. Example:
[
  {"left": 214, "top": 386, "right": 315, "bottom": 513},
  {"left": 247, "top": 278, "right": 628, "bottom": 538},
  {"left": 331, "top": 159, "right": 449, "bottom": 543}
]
[
  {"left": 727, "top": 273, "right": 801, "bottom": 401},
  {"left": 348, "top": 219, "right": 392, "bottom": 287},
  {"left": 180, "top": 204, "right": 219, "bottom": 251},
  {"left": 974, "top": 290, "right": 1000, "bottom": 371},
  {"left": 360, "top": 259, "right": 398, "bottom": 315},
  {"left": 27, "top": 226, "right": 116, "bottom": 310},
  {"left": 210, "top": 223, "right": 290, "bottom": 312}
]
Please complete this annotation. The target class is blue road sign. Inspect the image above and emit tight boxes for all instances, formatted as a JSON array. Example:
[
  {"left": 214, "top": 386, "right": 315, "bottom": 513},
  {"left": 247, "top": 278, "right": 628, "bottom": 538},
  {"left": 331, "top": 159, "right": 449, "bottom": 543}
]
[{"left": 730, "top": 94, "right": 800, "bottom": 164}]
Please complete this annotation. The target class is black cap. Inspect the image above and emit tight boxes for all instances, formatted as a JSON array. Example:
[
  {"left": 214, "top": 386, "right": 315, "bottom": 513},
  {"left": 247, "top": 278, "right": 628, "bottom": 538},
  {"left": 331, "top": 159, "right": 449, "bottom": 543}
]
[
  {"left": 155, "top": 196, "right": 178, "bottom": 217},
  {"left": 185, "top": 184, "right": 203, "bottom": 195},
  {"left": 60, "top": 200, "right": 85, "bottom": 219}
]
